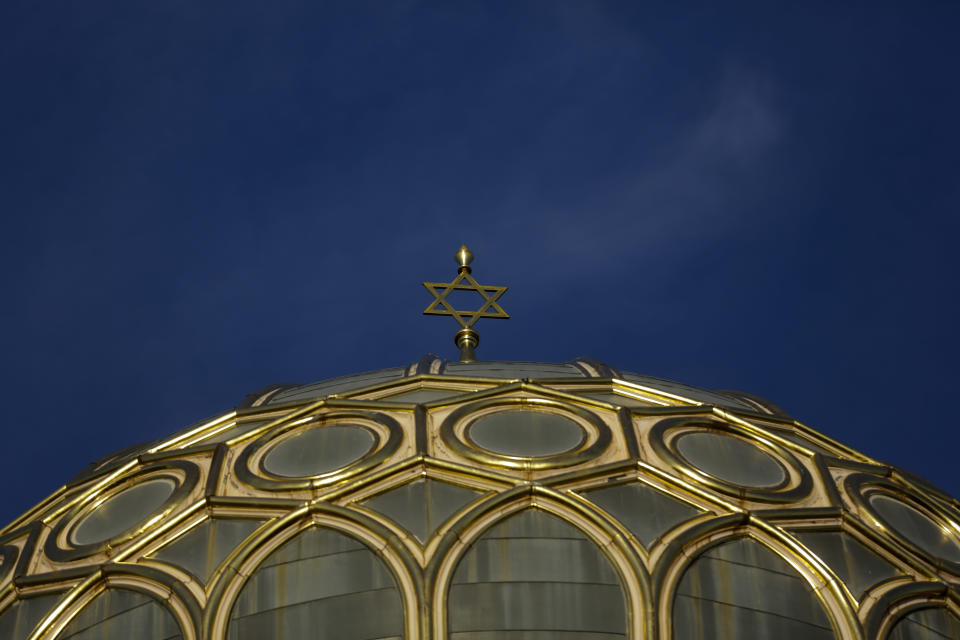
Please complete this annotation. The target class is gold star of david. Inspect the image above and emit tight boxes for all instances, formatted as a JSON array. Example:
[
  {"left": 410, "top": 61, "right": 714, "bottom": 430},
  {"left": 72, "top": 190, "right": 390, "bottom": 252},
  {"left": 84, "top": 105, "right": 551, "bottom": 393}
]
[
  {"left": 421, "top": 244, "right": 509, "bottom": 361},
  {"left": 422, "top": 270, "right": 509, "bottom": 330}
]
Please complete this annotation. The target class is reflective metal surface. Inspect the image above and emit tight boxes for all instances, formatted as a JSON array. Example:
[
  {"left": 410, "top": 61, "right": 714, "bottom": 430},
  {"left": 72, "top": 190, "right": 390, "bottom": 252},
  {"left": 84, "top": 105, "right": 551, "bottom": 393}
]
[
  {"left": 441, "top": 397, "right": 611, "bottom": 470},
  {"left": 887, "top": 607, "right": 960, "bottom": 640},
  {"left": 262, "top": 424, "right": 376, "bottom": 478},
  {"left": 56, "top": 589, "right": 182, "bottom": 640},
  {"left": 45, "top": 460, "right": 200, "bottom": 563},
  {"left": 650, "top": 417, "right": 813, "bottom": 503},
  {"left": 869, "top": 495, "right": 960, "bottom": 564},
  {"left": 768, "top": 427, "right": 838, "bottom": 457},
  {"left": 618, "top": 371, "right": 756, "bottom": 411},
  {"left": 583, "top": 482, "right": 701, "bottom": 547},
  {"left": 149, "top": 518, "right": 263, "bottom": 583},
  {"left": 578, "top": 391, "right": 656, "bottom": 408},
  {"left": 227, "top": 527, "right": 403, "bottom": 640},
  {"left": 382, "top": 388, "right": 465, "bottom": 403},
  {"left": 3, "top": 358, "right": 959, "bottom": 640},
  {"left": 361, "top": 479, "right": 483, "bottom": 543},
  {"left": 235, "top": 410, "right": 402, "bottom": 491},
  {"left": 449, "top": 510, "right": 626, "bottom": 638},
  {"left": 258, "top": 357, "right": 786, "bottom": 412},
  {"left": 267, "top": 367, "right": 406, "bottom": 405},
  {"left": 0, "top": 594, "right": 62, "bottom": 640},
  {"left": 675, "top": 431, "right": 786, "bottom": 488},
  {"left": 71, "top": 478, "right": 177, "bottom": 546},
  {"left": 466, "top": 410, "right": 585, "bottom": 458},
  {"left": 794, "top": 530, "right": 900, "bottom": 599},
  {"left": 444, "top": 362, "right": 584, "bottom": 379},
  {"left": 675, "top": 538, "right": 835, "bottom": 639}
]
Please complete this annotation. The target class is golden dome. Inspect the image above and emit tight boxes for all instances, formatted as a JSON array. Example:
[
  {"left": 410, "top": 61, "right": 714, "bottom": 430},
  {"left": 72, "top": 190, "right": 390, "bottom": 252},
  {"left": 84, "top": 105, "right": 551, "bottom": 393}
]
[{"left": 1, "top": 356, "right": 958, "bottom": 639}]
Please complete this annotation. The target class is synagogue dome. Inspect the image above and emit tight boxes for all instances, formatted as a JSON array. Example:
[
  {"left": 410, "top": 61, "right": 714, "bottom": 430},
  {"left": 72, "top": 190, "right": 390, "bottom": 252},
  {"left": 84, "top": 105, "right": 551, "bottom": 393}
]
[{"left": 1, "top": 356, "right": 959, "bottom": 640}]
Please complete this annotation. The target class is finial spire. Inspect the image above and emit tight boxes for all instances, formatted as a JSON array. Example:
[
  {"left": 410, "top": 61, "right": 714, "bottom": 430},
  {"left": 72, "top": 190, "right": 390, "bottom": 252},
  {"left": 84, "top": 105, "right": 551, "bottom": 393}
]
[
  {"left": 455, "top": 244, "right": 474, "bottom": 272},
  {"left": 422, "top": 245, "right": 509, "bottom": 362}
]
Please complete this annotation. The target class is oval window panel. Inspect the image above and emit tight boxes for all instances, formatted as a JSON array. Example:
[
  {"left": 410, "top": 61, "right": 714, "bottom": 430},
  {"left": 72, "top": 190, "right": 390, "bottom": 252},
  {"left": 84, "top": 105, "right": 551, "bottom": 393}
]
[
  {"left": 675, "top": 432, "right": 786, "bottom": 488},
  {"left": 262, "top": 424, "right": 376, "bottom": 478},
  {"left": 71, "top": 478, "right": 177, "bottom": 546},
  {"left": 869, "top": 494, "right": 960, "bottom": 564},
  {"left": 467, "top": 410, "right": 586, "bottom": 458}
]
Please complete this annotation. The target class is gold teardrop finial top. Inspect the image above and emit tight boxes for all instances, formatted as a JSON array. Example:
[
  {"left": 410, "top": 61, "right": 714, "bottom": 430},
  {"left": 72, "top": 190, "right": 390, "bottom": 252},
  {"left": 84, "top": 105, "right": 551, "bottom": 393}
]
[{"left": 455, "top": 245, "right": 474, "bottom": 273}]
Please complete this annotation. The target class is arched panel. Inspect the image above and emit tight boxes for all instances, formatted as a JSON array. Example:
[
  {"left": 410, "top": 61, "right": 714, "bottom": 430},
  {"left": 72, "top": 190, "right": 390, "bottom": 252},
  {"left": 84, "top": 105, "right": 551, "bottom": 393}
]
[
  {"left": 0, "top": 594, "right": 62, "bottom": 640},
  {"left": 54, "top": 588, "right": 183, "bottom": 640},
  {"left": 674, "top": 537, "right": 836, "bottom": 639},
  {"left": 886, "top": 607, "right": 960, "bottom": 640},
  {"left": 226, "top": 525, "right": 404, "bottom": 640},
  {"left": 447, "top": 508, "right": 627, "bottom": 639}
]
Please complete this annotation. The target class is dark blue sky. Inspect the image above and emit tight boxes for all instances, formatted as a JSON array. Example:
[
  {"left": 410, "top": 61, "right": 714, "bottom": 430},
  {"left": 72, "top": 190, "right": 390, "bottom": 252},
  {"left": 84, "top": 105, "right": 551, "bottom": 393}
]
[{"left": 1, "top": 2, "right": 958, "bottom": 525}]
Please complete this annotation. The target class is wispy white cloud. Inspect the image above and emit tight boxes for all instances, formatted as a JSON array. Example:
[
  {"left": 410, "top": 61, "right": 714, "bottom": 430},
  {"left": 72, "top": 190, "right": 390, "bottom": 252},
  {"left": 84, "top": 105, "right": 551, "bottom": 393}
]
[{"left": 533, "top": 66, "right": 783, "bottom": 274}]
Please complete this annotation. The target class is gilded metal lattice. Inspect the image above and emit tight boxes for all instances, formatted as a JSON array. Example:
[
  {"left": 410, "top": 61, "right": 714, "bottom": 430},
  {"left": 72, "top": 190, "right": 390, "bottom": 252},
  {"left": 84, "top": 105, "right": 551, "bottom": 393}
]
[{"left": 2, "top": 359, "right": 960, "bottom": 640}]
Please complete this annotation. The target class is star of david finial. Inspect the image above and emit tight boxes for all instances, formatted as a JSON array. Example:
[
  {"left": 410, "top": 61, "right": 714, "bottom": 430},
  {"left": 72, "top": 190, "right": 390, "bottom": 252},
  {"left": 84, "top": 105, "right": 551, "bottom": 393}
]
[{"left": 422, "top": 245, "right": 509, "bottom": 362}]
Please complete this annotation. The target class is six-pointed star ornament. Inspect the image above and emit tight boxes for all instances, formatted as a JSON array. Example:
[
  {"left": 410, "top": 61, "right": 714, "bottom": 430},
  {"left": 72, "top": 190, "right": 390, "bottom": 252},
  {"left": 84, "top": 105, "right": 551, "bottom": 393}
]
[{"left": 422, "top": 245, "right": 508, "bottom": 361}]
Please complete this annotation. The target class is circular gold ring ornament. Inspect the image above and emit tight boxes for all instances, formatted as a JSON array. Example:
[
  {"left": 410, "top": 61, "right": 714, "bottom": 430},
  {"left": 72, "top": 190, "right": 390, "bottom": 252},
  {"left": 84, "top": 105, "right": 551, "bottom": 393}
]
[
  {"left": 650, "top": 417, "right": 812, "bottom": 503},
  {"left": 439, "top": 398, "right": 611, "bottom": 470},
  {"left": 234, "top": 410, "right": 403, "bottom": 491},
  {"left": 45, "top": 460, "right": 199, "bottom": 563},
  {"left": 846, "top": 473, "right": 960, "bottom": 572}
]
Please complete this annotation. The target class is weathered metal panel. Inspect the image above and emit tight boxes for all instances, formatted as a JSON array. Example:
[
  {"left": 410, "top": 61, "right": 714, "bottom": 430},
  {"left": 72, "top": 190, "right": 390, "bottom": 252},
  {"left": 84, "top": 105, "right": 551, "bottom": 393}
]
[
  {"left": 449, "top": 510, "right": 626, "bottom": 638},
  {"left": 887, "top": 608, "right": 960, "bottom": 640},
  {"left": 675, "top": 538, "right": 834, "bottom": 639},
  {"left": 795, "top": 530, "right": 900, "bottom": 599},
  {"left": 57, "top": 589, "right": 182, "bottom": 640},
  {"left": 228, "top": 527, "right": 403, "bottom": 640},
  {"left": 0, "top": 594, "right": 62, "bottom": 640},
  {"left": 150, "top": 518, "right": 263, "bottom": 583},
  {"left": 585, "top": 482, "right": 700, "bottom": 547}
]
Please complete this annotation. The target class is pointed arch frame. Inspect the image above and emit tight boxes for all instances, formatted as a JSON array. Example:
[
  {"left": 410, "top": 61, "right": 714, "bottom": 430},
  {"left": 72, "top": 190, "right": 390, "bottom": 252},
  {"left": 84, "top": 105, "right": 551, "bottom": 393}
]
[
  {"left": 27, "top": 563, "right": 202, "bottom": 640},
  {"left": 652, "top": 514, "right": 865, "bottom": 640},
  {"left": 426, "top": 484, "right": 652, "bottom": 640},
  {"left": 202, "top": 501, "right": 422, "bottom": 640},
  {"left": 863, "top": 581, "right": 960, "bottom": 639}
]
